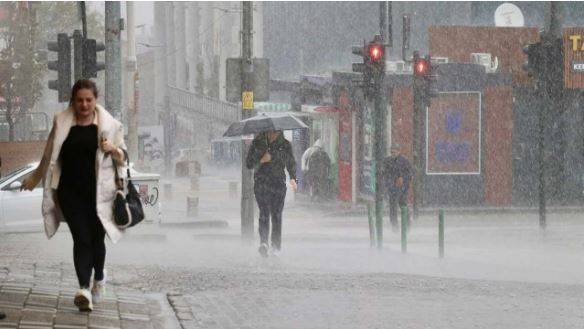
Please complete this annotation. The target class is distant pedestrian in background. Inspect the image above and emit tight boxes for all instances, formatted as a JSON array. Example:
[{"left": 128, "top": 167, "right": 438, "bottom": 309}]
[
  {"left": 382, "top": 144, "right": 412, "bottom": 232},
  {"left": 246, "top": 130, "right": 297, "bottom": 257},
  {"left": 301, "top": 139, "right": 321, "bottom": 193},
  {"left": 307, "top": 142, "right": 331, "bottom": 201}
]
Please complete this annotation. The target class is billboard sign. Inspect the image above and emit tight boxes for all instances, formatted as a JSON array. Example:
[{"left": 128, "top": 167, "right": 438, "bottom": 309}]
[
  {"left": 564, "top": 28, "right": 584, "bottom": 89},
  {"left": 426, "top": 92, "right": 481, "bottom": 175}
]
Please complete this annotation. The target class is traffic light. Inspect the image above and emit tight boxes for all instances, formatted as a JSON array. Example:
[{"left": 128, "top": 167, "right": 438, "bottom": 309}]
[
  {"left": 352, "top": 36, "right": 386, "bottom": 96},
  {"left": 83, "top": 38, "right": 105, "bottom": 78},
  {"left": 522, "top": 38, "right": 563, "bottom": 98},
  {"left": 541, "top": 38, "right": 564, "bottom": 99},
  {"left": 47, "top": 33, "right": 71, "bottom": 103},
  {"left": 413, "top": 52, "right": 438, "bottom": 106},
  {"left": 352, "top": 42, "right": 369, "bottom": 75},
  {"left": 367, "top": 41, "right": 385, "bottom": 74},
  {"left": 522, "top": 42, "right": 543, "bottom": 78}
]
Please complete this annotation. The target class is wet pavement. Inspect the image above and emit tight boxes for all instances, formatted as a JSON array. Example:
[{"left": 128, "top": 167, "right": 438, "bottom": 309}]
[
  {"left": 3, "top": 175, "right": 584, "bottom": 328},
  {"left": 0, "top": 262, "right": 179, "bottom": 329}
]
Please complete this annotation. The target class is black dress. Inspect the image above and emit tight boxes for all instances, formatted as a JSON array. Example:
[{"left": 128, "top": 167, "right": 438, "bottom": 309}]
[
  {"left": 57, "top": 124, "right": 106, "bottom": 288},
  {"left": 58, "top": 125, "right": 98, "bottom": 213}
]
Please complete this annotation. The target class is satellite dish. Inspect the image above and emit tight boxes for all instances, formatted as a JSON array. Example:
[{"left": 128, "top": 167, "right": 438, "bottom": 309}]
[{"left": 494, "top": 3, "right": 525, "bottom": 27}]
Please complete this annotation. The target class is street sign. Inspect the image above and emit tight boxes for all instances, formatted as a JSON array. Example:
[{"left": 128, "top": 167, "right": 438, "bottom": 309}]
[
  {"left": 226, "top": 58, "right": 270, "bottom": 103},
  {"left": 573, "top": 61, "right": 584, "bottom": 72},
  {"left": 564, "top": 28, "right": 584, "bottom": 89},
  {"left": 242, "top": 91, "right": 253, "bottom": 110}
]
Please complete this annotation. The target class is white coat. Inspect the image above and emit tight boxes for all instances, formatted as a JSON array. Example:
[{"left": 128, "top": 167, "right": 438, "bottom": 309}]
[{"left": 29, "top": 105, "right": 127, "bottom": 243}]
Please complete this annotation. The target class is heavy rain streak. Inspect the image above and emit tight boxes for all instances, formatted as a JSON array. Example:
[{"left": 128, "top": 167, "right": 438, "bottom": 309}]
[{"left": 1, "top": 1, "right": 584, "bottom": 328}]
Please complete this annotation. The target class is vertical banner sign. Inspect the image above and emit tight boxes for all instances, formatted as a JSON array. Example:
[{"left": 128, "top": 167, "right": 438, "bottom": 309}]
[
  {"left": 564, "top": 28, "right": 584, "bottom": 89},
  {"left": 426, "top": 92, "right": 481, "bottom": 175},
  {"left": 242, "top": 91, "right": 254, "bottom": 110},
  {"left": 359, "top": 100, "right": 375, "bottom": 200}
]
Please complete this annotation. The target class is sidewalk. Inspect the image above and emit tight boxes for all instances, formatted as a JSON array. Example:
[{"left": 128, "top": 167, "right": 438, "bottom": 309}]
[
  {"left": 0, "top": 262, "right": 180, "bottom": 329},
  {"left": 295, "top": 196, "right": 584, "bottom": 218}
]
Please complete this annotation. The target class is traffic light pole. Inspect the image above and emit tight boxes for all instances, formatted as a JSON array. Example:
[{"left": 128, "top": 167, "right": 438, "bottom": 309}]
[
  {"left": 537, "top": 87, "right": 547, "bottom": 229},
  {"left": 241, "top": 1, "right": 255, "bottom": 242},
  {"left": 73, "top": 30, "right": 83, "bottom": 81},
  {"left": 536, "top": 1, "right": 563, "bottom": 229},
  {"left": 412, "top": 51, "right": 424, "bottom": 221},
  {"left": 373, "top": 73, "right": 386, "bottom": 249},
  {"left": 105, "top": 2, "right": 122, "bottom": 118}
]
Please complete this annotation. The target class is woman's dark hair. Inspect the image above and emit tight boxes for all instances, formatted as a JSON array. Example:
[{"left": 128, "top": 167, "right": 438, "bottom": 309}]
[{"left": 70, "top": 79, "right": 98, "bottom": 105}]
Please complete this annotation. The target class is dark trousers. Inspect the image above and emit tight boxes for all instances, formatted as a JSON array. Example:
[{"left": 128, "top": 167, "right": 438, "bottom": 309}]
[
  {"left": 388, "top": 190, "right": 408, "bottom": 227},
  {"left": 254, "top": 181, "right": 287, "bottom": 250},
  {"left": 62, "top": 206, "right": 106, "bottom": 288}
]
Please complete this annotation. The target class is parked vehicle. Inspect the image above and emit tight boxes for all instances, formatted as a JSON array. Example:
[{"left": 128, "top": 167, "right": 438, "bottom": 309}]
[
  {"left": 0, "top": 162, "right": 42, "bottom": 231},
  {"left": 0, "top": 163, "right": 161, "bottom": 232}
]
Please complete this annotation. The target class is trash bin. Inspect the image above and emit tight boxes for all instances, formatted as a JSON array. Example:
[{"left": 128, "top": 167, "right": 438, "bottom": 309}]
[{"left": 129, "top": 170, "right": 161, "bottom": 223}]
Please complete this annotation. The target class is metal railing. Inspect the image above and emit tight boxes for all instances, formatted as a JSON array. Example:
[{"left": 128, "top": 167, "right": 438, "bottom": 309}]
[{"left": 168, "top": 86, "right": 240, "bottom": 124}]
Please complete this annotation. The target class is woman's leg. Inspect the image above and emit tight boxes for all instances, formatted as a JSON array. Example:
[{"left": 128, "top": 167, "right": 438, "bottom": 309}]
[
  {"left": 92, "top": 215, "right": 106, "bottom": 282},
  {"left": 65, "top": 211, "right": 95, "bottom": 289}
]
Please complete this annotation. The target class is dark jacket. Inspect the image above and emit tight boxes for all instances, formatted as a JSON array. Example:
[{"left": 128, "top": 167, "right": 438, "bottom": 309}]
[
  {"left": 246, "top": 132, "right": 297, "bottom": 185},
  {"left": 308, "top": 147, "right": 330, "bottom": 181},
  {"left": 382, "top": 155, "right": 412, "bottom": 193}
]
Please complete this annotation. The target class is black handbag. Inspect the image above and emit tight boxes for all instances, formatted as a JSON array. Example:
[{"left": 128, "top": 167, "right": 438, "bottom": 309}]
[{"left": 112, "top": 150, "right": 144, "bottom": 228}]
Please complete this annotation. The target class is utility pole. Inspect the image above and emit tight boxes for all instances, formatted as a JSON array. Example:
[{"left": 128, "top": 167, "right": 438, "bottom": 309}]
[
  {"left": 79, "top": 1, "right": 87, "bottom": 39},
  {"left": 411, "top": 53, "right": 437, "bottom": 221},
  {"left": 412, "top": 51, "right": 423, "bottom": 221},
  {"left": 373, "top": 42, "right": 386, "bottom": 249},
  {"left": 105, "top": 2, "right": 122, "bottom": 118},
  {"left": 241, "top": 1, "right": 255, "bottom": 242},
  {"left": 73, "top": 30, "right": 83, "bottom": 81},
  {"left": 375, "top": 1, "right": 391, "bottom": 247},
  {"left": 402, "top": 15, "right": 410, "bottom": 62},
  {"left": 126, "top": 1, "right": 139, "bottom": 162},
  {"left": 538, "top": 2, "right": 563, "bottom": 229}
]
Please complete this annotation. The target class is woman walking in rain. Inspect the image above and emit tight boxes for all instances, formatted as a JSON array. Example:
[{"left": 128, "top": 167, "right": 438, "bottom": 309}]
[
  {"left": 246, "top": 130, "right": 297, "bottom": 257},
  {"left": 22, "top": 79, "right": 127, "bottom": 312}
]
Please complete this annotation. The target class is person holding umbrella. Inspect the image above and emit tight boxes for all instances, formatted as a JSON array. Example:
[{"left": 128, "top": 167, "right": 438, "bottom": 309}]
[
  {"left": 224, "top": 113, "right": 307, "bottom": 257},
  {"left": 246, "top": 130, "right": 297, "bottom": 257}
]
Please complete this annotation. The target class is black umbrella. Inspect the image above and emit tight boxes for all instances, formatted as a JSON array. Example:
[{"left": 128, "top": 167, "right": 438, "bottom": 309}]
[{"left": 223, "top": 113, "right": 308, "bottom": 137}]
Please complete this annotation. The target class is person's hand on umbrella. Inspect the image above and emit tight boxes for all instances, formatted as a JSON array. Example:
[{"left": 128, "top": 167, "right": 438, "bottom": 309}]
[{"left": 260, "top": 152, "right": 272, "bottom": 164}]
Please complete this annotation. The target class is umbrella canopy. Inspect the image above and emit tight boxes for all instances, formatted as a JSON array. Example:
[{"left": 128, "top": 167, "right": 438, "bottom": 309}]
[{"left": 223, "top": 113, "right": 308, "bottom": 137}]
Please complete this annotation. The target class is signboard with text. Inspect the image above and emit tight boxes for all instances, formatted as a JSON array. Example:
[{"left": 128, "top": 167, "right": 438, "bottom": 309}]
[
  {"left": 359, "top": 100, "right": 375, "bottom": 200},
  {"left": 426, "top": 92, "right": 481, "bottom": 175},
  {"left": 564, "top": 27, "right": 584, "bottom": 89}
]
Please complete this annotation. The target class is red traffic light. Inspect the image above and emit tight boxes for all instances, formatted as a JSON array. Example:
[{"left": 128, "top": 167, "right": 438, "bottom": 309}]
[
  {"left": 368, "top": 43, "right": 384, "bottom": 62},
  {"left": 414, "top": 59, "right": 429, "bottom": 76}
]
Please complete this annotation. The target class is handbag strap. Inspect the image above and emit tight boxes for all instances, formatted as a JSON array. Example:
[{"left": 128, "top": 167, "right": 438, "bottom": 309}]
[{"left": 112, "top": 149, "right": 130, "bottom": 189}]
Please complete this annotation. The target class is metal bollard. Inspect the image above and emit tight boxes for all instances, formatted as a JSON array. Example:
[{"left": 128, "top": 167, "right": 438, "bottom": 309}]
[
  {"left": 229, "top": 181, "right": 238, "bottom": 199},
  {"left": 163, "top": 183, "right": 173, "bottom": 201},
  {"left": 439, "top": 209, "right": 444, "bottom": 258},
  {"left": 187, "top": 195, "right": 199, "bottom": 217},
  {"left": 401, "top": 206, "right": 408, "bottom": 253},
  {"left": 190, "top": 175, "right": 199, "bottom": 192},
  {"left": 368, "top": 203, "right": 376, "bottom": 248}
]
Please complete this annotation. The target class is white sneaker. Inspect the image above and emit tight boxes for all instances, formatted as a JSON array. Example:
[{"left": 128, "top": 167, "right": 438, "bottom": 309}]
[
  {"left": 258, "top": 243, "right": 269, "bottom": 258},
  {"left": 269, "top": 248, "right": 280, "bottom": 257},
  {"left": 91, "top": 270, "right": 107, "bottom": 303},
  {"left": 74, "top": 288, "right": 93, "bottom": 312}
]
